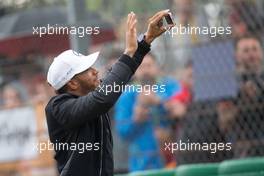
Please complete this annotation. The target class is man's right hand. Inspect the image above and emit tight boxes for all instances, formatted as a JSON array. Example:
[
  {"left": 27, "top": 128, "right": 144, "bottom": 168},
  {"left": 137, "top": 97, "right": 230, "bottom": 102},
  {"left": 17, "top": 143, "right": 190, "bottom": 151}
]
[{"left": 124, "top": 12, "right": 138, "bottom": 58}]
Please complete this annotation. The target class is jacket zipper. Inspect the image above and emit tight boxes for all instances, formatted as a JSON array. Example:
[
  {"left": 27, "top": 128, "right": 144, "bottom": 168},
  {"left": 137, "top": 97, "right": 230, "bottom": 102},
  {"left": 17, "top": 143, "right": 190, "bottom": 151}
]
[{"left": 99, "top": 116, "right": 103, "bottom": 176}]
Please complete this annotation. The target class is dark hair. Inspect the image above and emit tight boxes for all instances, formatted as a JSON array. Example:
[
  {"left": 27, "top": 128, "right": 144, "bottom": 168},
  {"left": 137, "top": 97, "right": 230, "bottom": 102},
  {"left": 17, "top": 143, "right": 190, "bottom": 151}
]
[
  {"left": 56, "top": 84, "right": 68, "bottom": 94},
  {"left": 234, "top": 34, "right": 262, "bottom": 50}
]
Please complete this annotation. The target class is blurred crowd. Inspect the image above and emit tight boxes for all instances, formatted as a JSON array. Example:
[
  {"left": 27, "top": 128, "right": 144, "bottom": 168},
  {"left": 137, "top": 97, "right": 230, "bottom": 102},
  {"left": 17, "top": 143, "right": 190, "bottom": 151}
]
[{"left": 0, "top": 0, "right": 264, "bottom": 175}]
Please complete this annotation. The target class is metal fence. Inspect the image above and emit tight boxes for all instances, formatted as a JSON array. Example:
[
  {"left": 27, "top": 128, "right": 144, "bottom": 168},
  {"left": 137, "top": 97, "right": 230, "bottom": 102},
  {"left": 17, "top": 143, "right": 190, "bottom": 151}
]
[{"left": 0, "top": 0, "right": 264, "bottom": 175}]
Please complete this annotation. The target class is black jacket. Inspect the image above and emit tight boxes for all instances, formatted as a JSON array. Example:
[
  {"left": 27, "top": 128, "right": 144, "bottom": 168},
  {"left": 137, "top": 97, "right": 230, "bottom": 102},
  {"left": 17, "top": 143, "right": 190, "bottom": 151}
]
[{"left": 45, "top": 41, "right": 150, "bottom": 176}]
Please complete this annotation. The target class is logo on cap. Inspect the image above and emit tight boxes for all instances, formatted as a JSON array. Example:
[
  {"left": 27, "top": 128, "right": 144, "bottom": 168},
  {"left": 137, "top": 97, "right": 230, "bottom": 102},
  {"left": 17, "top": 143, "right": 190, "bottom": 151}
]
[{"left": 72, "top": 50, "right": 83, "bottom": 56}]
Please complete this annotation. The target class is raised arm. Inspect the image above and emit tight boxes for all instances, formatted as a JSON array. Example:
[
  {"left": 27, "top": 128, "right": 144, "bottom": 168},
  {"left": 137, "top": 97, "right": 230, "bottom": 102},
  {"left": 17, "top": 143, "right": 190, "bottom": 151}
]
[{"left": 47, "top": 10, "right": 172, "bottom": 130}]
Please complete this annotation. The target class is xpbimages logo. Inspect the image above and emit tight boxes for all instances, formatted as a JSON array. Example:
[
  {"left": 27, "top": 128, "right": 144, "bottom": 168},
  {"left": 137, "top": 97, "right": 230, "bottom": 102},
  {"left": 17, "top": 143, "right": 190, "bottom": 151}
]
[
  {"left": 165, "top": 24, "right": 232, "bottom": 37},
  {"left": 36, "top": 141, "right": 100, "bottom": 154},
  {"left": 97, "top": 82, "right": 166, "bottom": 95},
  {"left": 32, "top": 24, "right": 100, "bottom": 37},
  {"left": 164, "top": 140, "right": 232, "bottom": 154}
]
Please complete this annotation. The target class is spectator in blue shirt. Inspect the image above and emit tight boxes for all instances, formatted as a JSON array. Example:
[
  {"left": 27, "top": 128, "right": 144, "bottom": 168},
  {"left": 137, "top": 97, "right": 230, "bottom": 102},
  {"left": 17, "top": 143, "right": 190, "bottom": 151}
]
[{"left": 114, "top": 53, "right": 181, "bottom": 172}]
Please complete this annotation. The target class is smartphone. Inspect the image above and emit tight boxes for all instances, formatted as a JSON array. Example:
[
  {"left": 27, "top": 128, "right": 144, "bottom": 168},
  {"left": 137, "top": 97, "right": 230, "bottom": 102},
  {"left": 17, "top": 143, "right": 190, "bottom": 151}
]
[
  {"left": 157, "top": 11, "right": 175, "bottom": 28},
  {"left": 164, "top": 12, "right": 174, "bottom": 25}
]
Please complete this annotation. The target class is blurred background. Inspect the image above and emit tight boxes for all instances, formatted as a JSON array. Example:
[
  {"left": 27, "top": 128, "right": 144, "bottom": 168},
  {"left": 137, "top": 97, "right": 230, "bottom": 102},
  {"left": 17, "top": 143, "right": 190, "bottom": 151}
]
[{"left": 0, "top": 0, "right": 264, "bottom": 175}]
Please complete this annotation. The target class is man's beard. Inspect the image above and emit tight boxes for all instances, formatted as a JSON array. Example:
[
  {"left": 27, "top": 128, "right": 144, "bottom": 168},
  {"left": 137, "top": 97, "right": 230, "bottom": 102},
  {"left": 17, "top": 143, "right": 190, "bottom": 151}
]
[{"left": 79, "top": 80, "right": 98, "bottom": 94}]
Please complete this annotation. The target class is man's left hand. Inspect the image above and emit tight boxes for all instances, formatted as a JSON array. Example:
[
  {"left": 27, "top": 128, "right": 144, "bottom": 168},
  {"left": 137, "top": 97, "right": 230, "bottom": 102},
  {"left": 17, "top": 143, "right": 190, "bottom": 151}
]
[{"left": 144, "top": 9, "right": 175, "bottom": 44}]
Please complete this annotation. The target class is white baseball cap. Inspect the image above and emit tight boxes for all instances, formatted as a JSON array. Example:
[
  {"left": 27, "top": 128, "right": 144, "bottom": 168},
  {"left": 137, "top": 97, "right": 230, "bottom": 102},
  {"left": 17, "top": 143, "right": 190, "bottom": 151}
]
[{"left": 47, "top": 50, "right": 100, "bottom": 90}]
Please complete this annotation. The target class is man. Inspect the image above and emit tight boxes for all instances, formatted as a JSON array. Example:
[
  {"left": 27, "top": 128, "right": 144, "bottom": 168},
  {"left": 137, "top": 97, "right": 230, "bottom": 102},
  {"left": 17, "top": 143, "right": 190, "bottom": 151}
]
[
  {"left": 217, "top": 34, "right": 264, "bottom": 158},
  {"left": 235, "top": 34, "right": 263, "bottom": 75},
  {"left": 115, "top": 53, "right": 180, "bottom": 171},
  {"left": 45, "top": 10, "right": 173, "bottom": 176},
  {"left": 233, "top": 35, "right": 264, "bottom": 157}
]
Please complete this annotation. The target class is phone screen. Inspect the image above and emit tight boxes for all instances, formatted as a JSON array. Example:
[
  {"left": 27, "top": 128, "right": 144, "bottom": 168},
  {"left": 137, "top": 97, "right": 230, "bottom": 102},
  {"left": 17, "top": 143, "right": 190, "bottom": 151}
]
[{"left": 164, "top": 13, "right": 174, "bottom": 25}]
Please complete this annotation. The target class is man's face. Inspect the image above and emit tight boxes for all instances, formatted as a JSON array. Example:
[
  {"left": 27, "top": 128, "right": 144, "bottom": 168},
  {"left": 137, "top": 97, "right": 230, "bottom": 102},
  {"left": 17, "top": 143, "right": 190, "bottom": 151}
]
[
  {"left": 135, "top": 55, "right": 158, "bottom": 83},
  {"left": 236, "top": 38, "right": 263, "bottom": 73},
  {"left": 72, "top": 67, "right": 100, "bottom": 95}
]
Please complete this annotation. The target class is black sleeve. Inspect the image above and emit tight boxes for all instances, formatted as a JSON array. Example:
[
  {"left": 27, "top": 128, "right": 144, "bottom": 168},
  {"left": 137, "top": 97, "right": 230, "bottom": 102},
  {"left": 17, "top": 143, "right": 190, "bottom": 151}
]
[{"left": 48, "top": 41, "right": 150, "bottom": 129}]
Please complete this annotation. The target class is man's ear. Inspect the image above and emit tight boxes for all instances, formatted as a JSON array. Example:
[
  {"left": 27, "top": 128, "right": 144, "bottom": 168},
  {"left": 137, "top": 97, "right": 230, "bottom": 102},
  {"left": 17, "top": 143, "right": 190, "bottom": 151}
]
[{"left": 67, "top": 79, "right": 79, "bottom": 91}]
